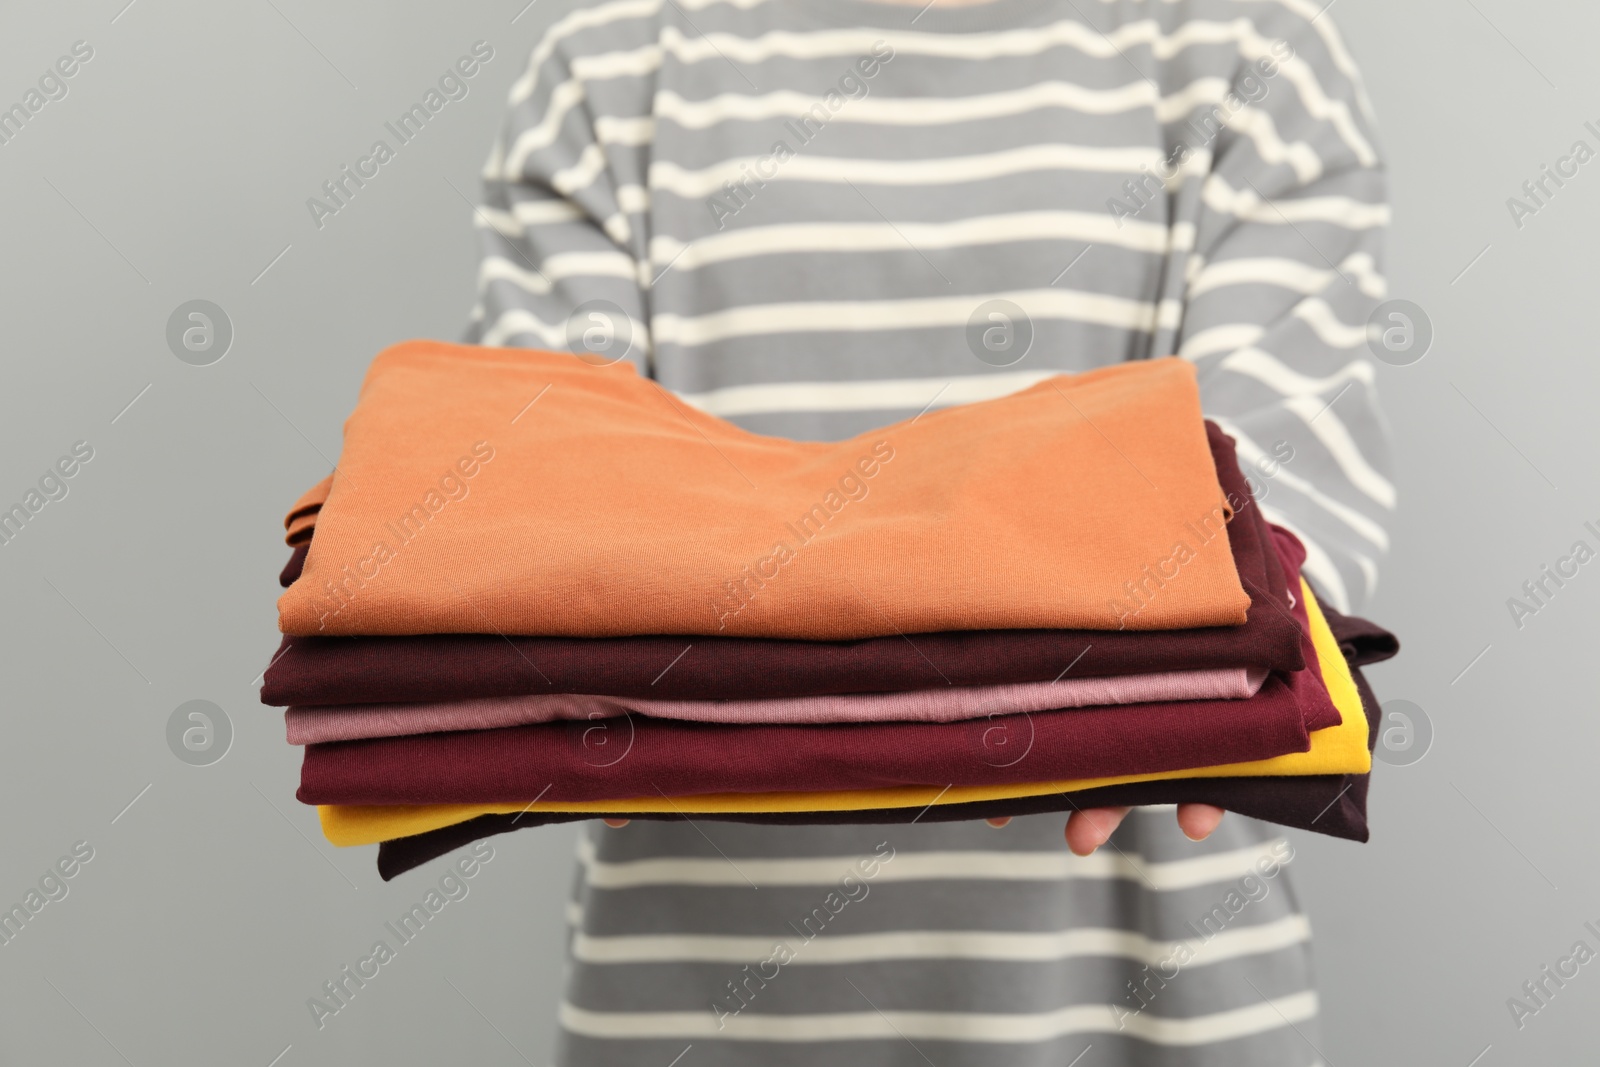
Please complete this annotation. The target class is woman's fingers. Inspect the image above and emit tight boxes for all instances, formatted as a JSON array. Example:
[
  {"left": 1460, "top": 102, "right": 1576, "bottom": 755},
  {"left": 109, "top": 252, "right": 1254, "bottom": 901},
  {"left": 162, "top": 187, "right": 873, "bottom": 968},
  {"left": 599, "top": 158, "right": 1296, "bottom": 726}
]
[
  {"left": 1064, "top": 806, "right": 1131, "bottom": 856},
  {"left": 1176, "top": 804, "right": 1225, "bottom": 841},
  {"left": 1063, "top": 805, "right": 1224, "bottom": 853},
  {"left": 602, "top": 818, "right": 630, "bottom": 828}
]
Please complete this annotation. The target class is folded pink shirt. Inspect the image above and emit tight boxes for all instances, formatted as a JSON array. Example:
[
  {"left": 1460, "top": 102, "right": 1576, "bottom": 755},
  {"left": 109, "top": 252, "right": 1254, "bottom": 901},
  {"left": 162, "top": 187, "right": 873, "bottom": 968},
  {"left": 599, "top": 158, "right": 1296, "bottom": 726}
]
[{"left": 285, "top": 666, "right": 1268, "bottom": 745}]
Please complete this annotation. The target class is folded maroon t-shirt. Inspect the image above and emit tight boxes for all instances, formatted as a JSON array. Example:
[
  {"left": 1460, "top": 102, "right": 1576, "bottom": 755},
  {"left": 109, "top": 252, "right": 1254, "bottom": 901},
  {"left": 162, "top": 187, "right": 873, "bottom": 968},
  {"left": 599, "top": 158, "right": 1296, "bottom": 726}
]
[
  {"left": 297, "top": 514, "right": 1332, "bottom": 806},
  {"left": 263, "top": 424, "right": 1303, "bottom": 706},
  {"left": 296, "top": 540, "right": 1334, "bottom": 806},
  {"left": 297, "top": 646, "right": 1323, "bottom": 803},
  {"left": 371, "top": 605, "right": 1395, "bottom": 879}
]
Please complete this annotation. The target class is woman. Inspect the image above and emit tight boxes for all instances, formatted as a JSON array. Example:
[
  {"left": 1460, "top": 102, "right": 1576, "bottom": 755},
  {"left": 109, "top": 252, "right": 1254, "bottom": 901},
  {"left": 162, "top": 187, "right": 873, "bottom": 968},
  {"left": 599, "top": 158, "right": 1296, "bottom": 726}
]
[{"left": 466, "top": 0, "right": 1391, "bottom": 1061}]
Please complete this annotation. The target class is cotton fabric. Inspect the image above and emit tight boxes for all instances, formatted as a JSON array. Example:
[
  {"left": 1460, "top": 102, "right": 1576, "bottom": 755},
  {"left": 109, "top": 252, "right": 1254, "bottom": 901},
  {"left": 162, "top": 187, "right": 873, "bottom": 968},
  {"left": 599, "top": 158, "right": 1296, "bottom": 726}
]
[
  {"left": 300, "top": 566, "right": 1340, "bottom": 810},
  {"left": 374, "top": 656, "right": 1387, "bottom": 880},
  {"left": 299, "top": 679, "right": 1310, "bottom": 805},
  {"left": 265, "top": 423, "right": 1304, "bottom": 706},
  {"left": 277, "top": 347, "right": 1250, "bottom": 639},
  {"left": 286, "top": 666, "right": 1267, "bottom": 744},
  {"left": 317, "top": 578, "right": 1369, "bottom": 847}
]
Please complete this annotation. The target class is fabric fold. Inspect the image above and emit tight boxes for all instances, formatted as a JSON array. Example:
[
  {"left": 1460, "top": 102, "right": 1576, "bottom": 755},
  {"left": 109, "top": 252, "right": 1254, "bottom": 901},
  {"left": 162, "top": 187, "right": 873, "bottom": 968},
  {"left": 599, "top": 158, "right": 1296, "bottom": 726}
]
[
  {"left": 371, "top": 661, "right": 1383, "bottom": 881},
  {"left": 318, "top": 578, "right": 1369, "bottom": 847},
  {"left": 285, "top": 666, "right": 1268, "bottom": 744},
  {"left": 277, "top": 345, "right": 1250, "bottom": 638},
  {"left": 262, "top": 423, "right": 1303, "bottom": 707},
  {"left": 296, "top": 579, "right": 1341, "bottom": 809}
]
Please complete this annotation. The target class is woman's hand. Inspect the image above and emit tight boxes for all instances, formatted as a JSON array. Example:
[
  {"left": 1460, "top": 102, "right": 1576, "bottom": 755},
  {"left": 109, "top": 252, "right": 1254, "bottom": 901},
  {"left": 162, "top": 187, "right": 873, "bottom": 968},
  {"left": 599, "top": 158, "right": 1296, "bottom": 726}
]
[{"left": 986, "top": 804, "right": 1225, "bottom": 856}]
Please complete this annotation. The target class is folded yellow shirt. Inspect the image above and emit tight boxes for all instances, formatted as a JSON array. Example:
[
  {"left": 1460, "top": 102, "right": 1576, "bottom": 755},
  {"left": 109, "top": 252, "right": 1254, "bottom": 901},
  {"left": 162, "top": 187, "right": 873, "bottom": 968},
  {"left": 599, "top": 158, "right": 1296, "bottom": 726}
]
[{"left": 320, "top": 580, "right": 1367, "bottom": 847}]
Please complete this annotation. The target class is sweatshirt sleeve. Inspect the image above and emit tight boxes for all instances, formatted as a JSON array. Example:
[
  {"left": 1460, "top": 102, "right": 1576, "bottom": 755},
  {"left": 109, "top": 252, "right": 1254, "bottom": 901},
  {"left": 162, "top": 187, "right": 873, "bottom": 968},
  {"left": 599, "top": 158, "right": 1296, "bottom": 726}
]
[
  {"left": 1170, "top": 11, "right": 1394, "bottom": 612},
  {"left": 464, "top": 11, "right": 658, "bottom": 373}
]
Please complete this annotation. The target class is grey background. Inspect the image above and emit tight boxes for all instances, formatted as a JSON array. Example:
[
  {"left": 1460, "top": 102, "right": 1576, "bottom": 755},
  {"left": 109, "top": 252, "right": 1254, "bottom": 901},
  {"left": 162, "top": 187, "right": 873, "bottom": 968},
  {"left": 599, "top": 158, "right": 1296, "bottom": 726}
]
[{"left": 0, "top": 0, "right": 1594, "bottom": 1063}]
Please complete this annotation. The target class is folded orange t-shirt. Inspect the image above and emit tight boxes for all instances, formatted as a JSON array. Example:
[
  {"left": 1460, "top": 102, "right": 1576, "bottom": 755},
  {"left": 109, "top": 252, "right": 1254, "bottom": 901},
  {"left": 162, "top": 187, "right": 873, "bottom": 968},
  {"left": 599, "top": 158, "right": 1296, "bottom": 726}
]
[{"left": 278, "top": 343, "right": 1249, "bottom": 639}]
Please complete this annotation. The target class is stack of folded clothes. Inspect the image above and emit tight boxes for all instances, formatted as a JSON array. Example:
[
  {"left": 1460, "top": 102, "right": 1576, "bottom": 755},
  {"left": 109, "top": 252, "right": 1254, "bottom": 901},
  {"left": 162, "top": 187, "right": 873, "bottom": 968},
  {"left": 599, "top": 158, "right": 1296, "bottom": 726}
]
[{"left": 261, "top": 341, "right": 1398, "bottom": 880}]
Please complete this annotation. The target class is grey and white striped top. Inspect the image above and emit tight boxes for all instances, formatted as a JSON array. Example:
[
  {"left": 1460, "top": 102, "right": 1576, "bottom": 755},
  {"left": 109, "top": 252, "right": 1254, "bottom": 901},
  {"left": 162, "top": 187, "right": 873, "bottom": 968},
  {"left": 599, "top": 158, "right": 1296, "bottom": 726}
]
[{"left": 465, "top": 0, "right": 1388, "bottom": 1061}]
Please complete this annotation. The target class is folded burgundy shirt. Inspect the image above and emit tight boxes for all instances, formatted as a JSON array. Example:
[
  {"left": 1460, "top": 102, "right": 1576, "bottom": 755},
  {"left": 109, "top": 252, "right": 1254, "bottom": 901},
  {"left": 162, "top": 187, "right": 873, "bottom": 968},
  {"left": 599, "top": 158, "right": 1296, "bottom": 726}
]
[
  {"left": 296, "top": 618, "right": 1328, "bottom": 803},
  {"left": 297, "top": 539, "right": 1334, "bottom": 806},
  {"left": 371, "top": 604, "right": 1395, "bottom": 880},
  {"left": 299, "top": 676, "right": 1312, "bottom": 802},
  {"left": 263, "top": 424, "right": 1304, "bottom": 706},
  {"left": 296, "top": 511, "right": 1332, "bottom": 806}
]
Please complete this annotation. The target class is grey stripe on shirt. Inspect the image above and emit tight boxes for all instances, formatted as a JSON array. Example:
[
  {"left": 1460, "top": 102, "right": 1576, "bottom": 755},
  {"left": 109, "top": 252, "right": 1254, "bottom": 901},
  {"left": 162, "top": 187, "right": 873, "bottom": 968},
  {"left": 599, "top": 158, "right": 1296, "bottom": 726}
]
[
  {"left": 467, "top": 0, "right": 1391, "bottom": 611},
  {"left": 464, "top": 0, "right": 1386, "bottom": 1062}
]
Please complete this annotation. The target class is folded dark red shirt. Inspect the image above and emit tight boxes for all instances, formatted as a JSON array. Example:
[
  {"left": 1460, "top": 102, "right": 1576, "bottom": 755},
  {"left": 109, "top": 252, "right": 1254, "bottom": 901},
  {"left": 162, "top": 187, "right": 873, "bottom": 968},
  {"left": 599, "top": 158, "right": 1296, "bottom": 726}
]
[
  {"left": 295, "top": 579, "right": 1340, "bottom": 808},
  {"left": 298, "top": 673, "right": 1313, "bottom": 804},
  {"left": 299, "top": 580, "right": 1335, "bottom": 807},
  {"left": 262, "top": 424, "right": 1303, "bottom": 706}
]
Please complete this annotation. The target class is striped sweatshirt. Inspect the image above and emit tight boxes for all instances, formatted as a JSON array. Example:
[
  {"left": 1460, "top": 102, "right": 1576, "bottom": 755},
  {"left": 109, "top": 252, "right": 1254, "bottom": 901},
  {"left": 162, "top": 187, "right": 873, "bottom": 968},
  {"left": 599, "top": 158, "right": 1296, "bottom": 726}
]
[{"left": 464, "top": 0, "right": 1390, "bottom": 1062}]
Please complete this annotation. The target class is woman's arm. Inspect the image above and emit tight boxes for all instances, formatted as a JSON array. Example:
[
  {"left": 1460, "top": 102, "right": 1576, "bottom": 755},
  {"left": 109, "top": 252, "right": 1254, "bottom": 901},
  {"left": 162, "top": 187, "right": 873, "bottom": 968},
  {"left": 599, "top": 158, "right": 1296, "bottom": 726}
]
[
  {"left": 464, "top": 12, "right": 656, "bottom": 367},
  {"left": 1175, "top": 11, "right": 1393, "bottom": 615},
  {"left": 1055, "top": 11, "right": 1392, "bottom": 854}
]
